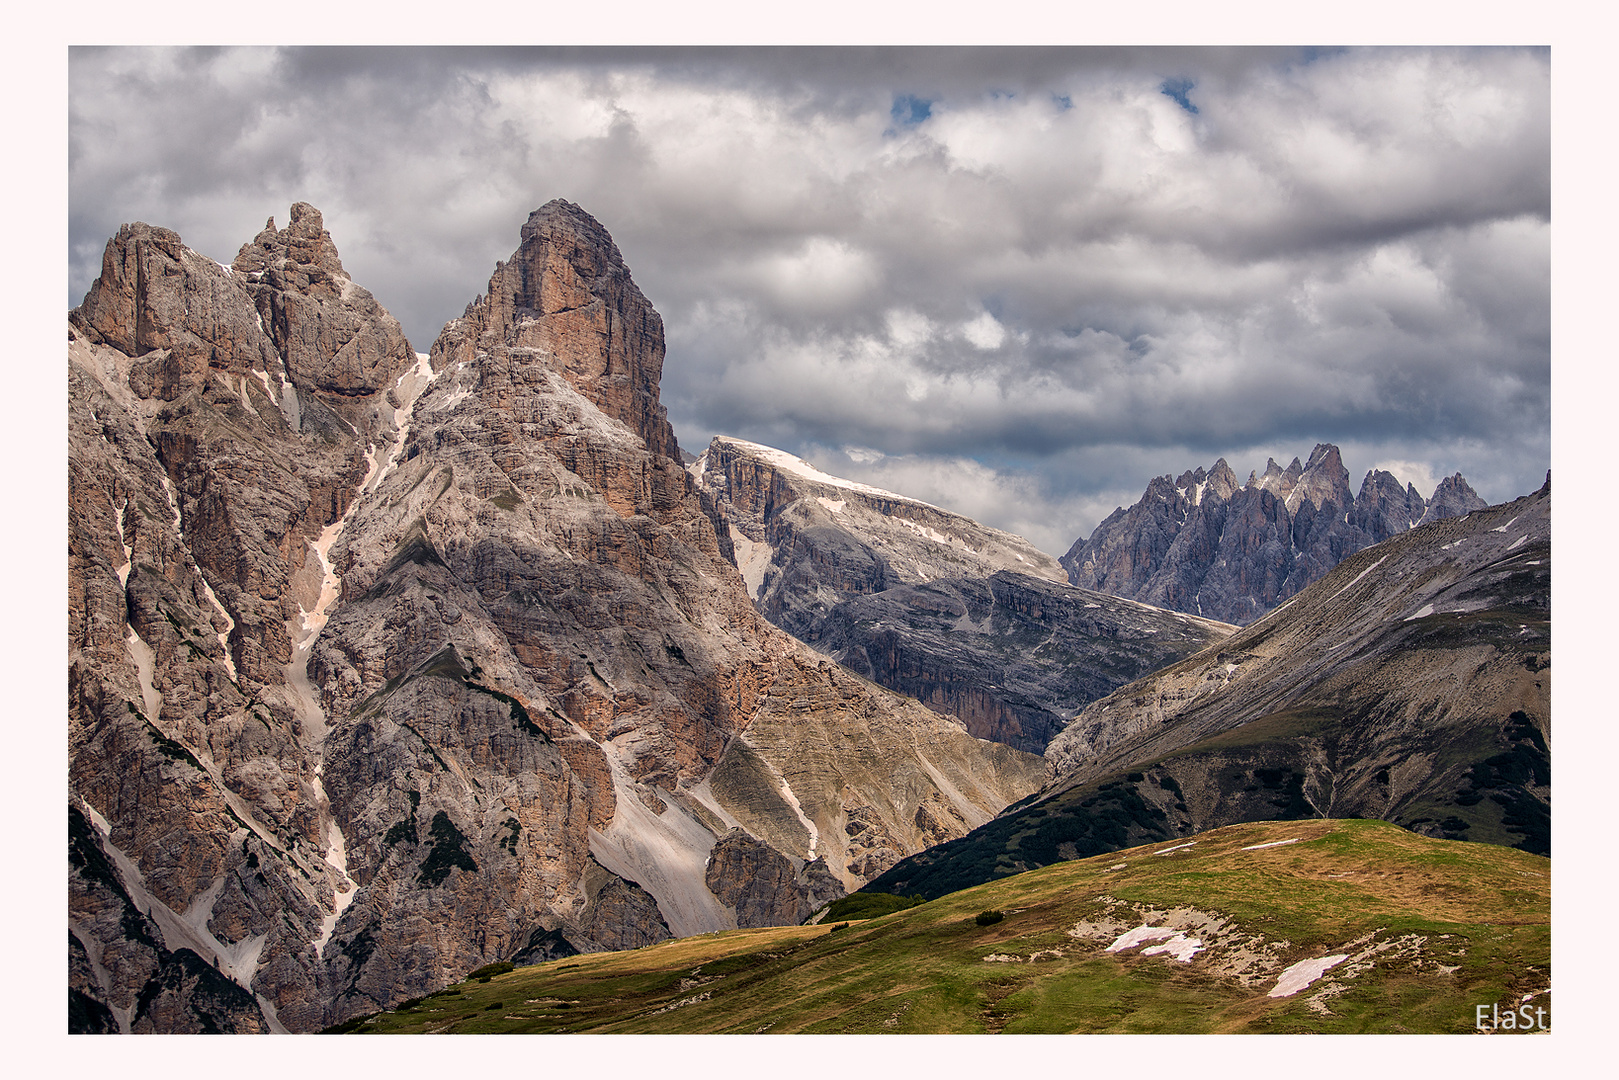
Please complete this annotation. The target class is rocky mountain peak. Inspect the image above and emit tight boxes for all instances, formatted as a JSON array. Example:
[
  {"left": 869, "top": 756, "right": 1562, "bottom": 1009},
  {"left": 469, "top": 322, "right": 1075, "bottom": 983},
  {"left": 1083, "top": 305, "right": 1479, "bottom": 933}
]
[
  {"left": 226, "top": 202, "right": 414, "bottom": 401},
  {"left": 1286, "top": 443, "right": 1351, "bottom": 514},
  {"left": 233, "top": 201, "right": 347, "bottom": 285},
  {"left": 434, "top": 200, "right": 678, "bottom": 460},
  {"left": 72, "top": 201, "right": 1048, "bottom": 1032},
  {"left": 70, "top": 221, "right": 280, "bottom": 399},
  {"left": 1419, "top": 472, "right": 1488, "bottom": 525},
  {"left": 1206, "top": 458, "right": 1241, "bottom": 500}
]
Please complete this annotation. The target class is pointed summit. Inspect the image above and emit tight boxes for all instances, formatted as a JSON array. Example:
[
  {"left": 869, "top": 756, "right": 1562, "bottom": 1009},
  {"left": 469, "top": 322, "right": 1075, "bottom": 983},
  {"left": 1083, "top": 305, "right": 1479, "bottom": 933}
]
[
  {"left": 435, "top": 199, "right": 677, "bottom": 459},
  {"left": 1419, "top": 473, "right": 1488, "bottom": 525},
  {"left": 231, "top": 202, "right": 414, "bottom": 398}
]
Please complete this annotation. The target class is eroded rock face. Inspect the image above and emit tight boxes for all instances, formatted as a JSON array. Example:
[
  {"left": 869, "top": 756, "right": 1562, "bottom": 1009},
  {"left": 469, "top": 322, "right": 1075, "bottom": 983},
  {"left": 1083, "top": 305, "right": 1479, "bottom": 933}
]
[
  {"left": 704, "top": 829, "right": 844, "bottom": 928},
  {"left": 692, "top": 436, "right": 1231, "bottom": 752},
  {"left": 232, "top": 202, "right": 415, "bottom": 404},
  {"left": 304, "top": 201, "right": 1041, "bottom": 1023},
  {"left": 694, "top": 435, "right": 1066, "bottom": 638},
  {"left": 69, "top": 200, "right": 1044, "bottom": 1032},
  {"left": 68, "top": 203, "right": 426, "bottom": 1035},
  {"left": 1062, "top": 444, "right": 1489, "bottom": 625}
]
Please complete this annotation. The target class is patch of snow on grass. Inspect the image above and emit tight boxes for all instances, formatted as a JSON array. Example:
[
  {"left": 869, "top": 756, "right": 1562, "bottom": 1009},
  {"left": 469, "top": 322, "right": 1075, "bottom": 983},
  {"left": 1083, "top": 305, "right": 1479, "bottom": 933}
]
[
  {"left": 1269, "top": 954, "right": 1349, "bottom": 997},
  {"left": 1106, "top": 925, "right": 1200, "bottom": 961},
  {"left": 1154, "top": 842, "right": 1196, "bottom": 856},
  {"left": 1241, "top": 838, "right": 1302, "bottom": 851},
  {"left": 1141, "top": 934, "right": 1204, "bottom": 962}
]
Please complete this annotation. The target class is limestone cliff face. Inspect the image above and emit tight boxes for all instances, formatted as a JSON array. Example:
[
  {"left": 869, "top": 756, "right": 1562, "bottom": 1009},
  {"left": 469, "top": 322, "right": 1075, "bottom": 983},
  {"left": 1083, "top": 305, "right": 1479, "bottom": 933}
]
[
  {"left": 305, "top": 201, "right": 1042, "bottom": 1022},
  {"left": 68, "top": 203, "right": 429, "bottom": 1033},
  {"left": 813, "top": 571, "right": 1232, "bottom": 754},
  {"left": 69, "top": 200, "right": 1043, "bottom": 1032},
  {"left": 1063, "top": 444, "right": 1488, "bottom": 625},
  {"left": 693, "top": 436, "right": 1232, "bottom": 753}
]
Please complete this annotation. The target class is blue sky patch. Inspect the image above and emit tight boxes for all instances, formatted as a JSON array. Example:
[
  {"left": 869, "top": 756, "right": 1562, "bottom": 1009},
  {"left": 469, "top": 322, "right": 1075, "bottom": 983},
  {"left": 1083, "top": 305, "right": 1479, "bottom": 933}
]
[
  {"left": 891, "top": 94, "right": 933, "bottom": 127},
  {"left": 1160, "top": 78, "right": 1198, "bottom": 114}
]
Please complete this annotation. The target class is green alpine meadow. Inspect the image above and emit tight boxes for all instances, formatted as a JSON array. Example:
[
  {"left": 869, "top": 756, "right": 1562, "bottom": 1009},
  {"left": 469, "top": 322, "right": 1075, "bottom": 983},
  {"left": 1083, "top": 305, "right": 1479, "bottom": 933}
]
[{"left": 338, "top": 819, "right": 1549, "bottom": 1034}]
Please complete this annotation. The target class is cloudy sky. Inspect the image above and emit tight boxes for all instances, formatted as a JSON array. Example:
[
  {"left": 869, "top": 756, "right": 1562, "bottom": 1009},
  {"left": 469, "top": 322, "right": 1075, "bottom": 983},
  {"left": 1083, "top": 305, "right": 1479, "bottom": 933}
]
[{"left": 68, "top": 45, "right": 1550, "bottom": 556}]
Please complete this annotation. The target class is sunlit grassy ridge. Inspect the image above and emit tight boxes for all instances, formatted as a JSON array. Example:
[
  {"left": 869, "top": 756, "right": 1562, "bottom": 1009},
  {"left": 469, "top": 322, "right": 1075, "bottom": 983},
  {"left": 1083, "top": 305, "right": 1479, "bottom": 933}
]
[{"left": 336, "top": 819, "right": 1549, "bottom": 1034}]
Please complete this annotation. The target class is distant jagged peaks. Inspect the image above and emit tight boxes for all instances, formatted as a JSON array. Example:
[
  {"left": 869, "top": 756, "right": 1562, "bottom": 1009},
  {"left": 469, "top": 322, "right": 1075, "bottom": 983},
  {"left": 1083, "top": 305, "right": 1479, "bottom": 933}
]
[{"left": 1061, "top": 444, "right": 1489, "bottom": 625}]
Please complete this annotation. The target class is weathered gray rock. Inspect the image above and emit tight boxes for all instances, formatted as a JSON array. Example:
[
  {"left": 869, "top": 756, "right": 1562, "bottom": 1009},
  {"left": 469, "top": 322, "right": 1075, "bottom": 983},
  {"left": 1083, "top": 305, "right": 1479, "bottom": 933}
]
[
  {"left": 814, "top": 571, "right": 1231, "bottom": 754},
  {"left": 693, "top": 435, "right": 1066, "bottom": 640},
  {"left": 1419, "top": 473, "right": 1488, "bottom": 525},
  {"left": 304, "top": 202, "right": 1042, "bottom": 1023},
  {"left": 233, "top": 202, "right": 415, "bottom": 402},
  {"left": 704, "top": 829, "right": 845, "bottom": 927}
]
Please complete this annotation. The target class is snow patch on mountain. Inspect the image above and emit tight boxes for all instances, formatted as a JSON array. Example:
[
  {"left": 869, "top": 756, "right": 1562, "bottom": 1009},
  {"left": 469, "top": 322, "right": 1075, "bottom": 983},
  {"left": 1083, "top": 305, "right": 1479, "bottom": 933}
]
[{"left": 713, "top": 436, "right": 941, "bottom": 508}]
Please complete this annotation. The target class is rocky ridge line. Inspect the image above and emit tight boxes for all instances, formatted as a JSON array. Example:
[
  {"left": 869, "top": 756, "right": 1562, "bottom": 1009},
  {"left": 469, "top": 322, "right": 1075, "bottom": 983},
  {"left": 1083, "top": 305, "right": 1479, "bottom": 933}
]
[{"left": 1062, "top": 444, "right": 1488, "bottom": 625}]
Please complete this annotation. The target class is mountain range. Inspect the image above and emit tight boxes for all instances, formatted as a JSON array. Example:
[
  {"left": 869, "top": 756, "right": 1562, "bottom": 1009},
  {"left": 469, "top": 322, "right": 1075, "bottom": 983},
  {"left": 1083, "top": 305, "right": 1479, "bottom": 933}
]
[
  {"left": 865, "top": 475, "right": 1549, "bottom": 901},
  {"left": 1063, "top": 445, "right": 1487, "bottom": 625},
  {"left": 66, "top": 198, "right": 1549, "bottom": 1035}
]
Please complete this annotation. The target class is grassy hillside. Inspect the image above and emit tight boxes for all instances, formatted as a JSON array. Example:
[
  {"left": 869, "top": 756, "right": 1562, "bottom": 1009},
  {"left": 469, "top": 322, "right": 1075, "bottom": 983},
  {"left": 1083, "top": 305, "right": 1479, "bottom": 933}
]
[{"left": 333, "top": 818, "right": 1549, "bottom": 1034}]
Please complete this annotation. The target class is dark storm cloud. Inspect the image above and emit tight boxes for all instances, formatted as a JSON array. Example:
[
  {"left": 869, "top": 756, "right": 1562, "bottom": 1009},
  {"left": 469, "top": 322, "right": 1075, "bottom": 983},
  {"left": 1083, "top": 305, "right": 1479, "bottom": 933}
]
[{"left": 68, "top": 46, "right": 1550, "bottom": 555}]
